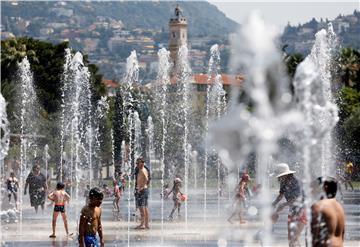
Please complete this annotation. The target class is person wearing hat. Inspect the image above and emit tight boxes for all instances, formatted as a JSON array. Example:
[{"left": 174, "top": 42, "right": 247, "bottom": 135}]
[
  {"left": 272, "top": 163, "right": 306, "bottom": 247},
  {"left": 167, "top": 177, "right": 184, "bottom": 220},
  {"left": 228, "top": 171, "right": 251, "bottom": 224}
]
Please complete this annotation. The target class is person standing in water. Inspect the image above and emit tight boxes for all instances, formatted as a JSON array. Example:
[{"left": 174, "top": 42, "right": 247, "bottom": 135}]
[
  {"left": 167, "top": 177, "right": 184, "bottom": 220},
  {"left": 134, "top": 157, "right": 150, "bottom": 229},
  {"left": 47, "top": 182, "right": 71, "bottom": 238},
  {"left": 112, "top": 179, "right": 122, "bottom": 220},
  {"left": 272, "top": 163, "right": 306, "bottom": 247},
  {"left": 311, "top": 177, "right": 345, "bottom": 247},
  {"left": 6, "top": 172, "right": 19, "bottom": 209},
  {"left": 24, "top": 164, "right": 47, "bottom": 213},
  {"left": 228, "top": 172, "right": 250, "bottom": 224},
  {"left": 79, "top": 187, "right": 104, "bottom": 247}
]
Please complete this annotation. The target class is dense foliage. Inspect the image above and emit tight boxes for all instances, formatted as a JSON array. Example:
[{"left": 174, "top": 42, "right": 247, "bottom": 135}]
[
  {"left": 1, "top": 37, "right": 106, "bottom": 166},
  {"left": 336, "top": 48, "right": 360, "bottom": 163}
]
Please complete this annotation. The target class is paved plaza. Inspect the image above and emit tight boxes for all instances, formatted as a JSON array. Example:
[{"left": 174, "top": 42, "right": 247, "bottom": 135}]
[{"left": 1, "top": 188, "right": 359, "bottom": 246}]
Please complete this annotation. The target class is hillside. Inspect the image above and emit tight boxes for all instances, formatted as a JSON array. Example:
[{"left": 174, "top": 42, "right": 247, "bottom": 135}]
[
  {"left": 1, "top": 1, "right": 237, "bottom": 79},
  {"left": 281, "top": 10, "right": 360, "bottom": 55},
  {"left": 1, "top": 1, "right": 237, "bottom": 38}
]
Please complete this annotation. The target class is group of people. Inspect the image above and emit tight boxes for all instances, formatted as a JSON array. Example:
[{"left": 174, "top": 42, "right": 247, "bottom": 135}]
[
  {"left": 3, "top": 158, "right": 348, "bottom": 247},
  {"left": 225, "top": 163, "right": 346, "bottom": 247},
  {"left": 271, "top": 163, "right": 344, "bottom": 247}
]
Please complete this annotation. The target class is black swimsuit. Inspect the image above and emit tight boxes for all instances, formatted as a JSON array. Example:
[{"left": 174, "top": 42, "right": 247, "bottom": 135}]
[{"left": 54, "top": 204, "right": 65, "bottom": 213}]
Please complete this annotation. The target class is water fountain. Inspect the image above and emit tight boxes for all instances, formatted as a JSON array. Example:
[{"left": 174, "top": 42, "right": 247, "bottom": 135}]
[
  {"left": 43, "top": 144, "right": 50, "bottom": 182},
  {"left": 293, "top": 23, "right": 339, "bottom": 245},
  {"left": 17, "top": 57, "right": 41, "bottom": 234},
  {"left": 155, "top": 48, "right": 171, "bottom": 229},
  {"left": 121, "top": 50, "right": 139, "bottom": 246},
  {"left": 146, "top": 116, "right": 154, "bottom": 199},
  {"left": 206, "top": 44, "right": 228, "bottom": 217},
  {"left": 60, "top": 49, "right": 93, "bottom": 225},
  {"left": 293, "top": 23, "right": 339, "bottom": 178},
  {"left": 93, "top": 96, "right": 109, "bottom": 181},
  {"left": 0, "top": 9, "right": 349, "bottom": 247},
  {"left": 176, "top": 45, "right": 192, "bottom": 226},
  {"left": 0, "top": 92, "right": 10, "bottom": 245},
  {"left": 210, "top": 12, "right": 303, "bottom": 245}
]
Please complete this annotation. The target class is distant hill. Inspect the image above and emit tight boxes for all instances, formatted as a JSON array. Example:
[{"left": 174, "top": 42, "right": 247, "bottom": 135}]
[
  {"left": 281, "top": 10, "right": 360, "bottom": 55},
  {"left": 1, "top": 1, "right": 238, "bottom": 38}
]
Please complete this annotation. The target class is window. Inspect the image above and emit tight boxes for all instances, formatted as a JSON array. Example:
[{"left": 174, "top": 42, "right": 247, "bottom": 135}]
[{"left": 172, "top": 32, "right": 176, "bottom": 38}]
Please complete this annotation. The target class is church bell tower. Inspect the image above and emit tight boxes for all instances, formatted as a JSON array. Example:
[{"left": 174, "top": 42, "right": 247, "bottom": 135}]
[{"left": 169, "top": 4, "right": 188, "bottom": 66}]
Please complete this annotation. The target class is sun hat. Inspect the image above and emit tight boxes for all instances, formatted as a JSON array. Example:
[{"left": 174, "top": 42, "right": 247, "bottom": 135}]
[{"left": 274, "top": 163, "right": 295, "bottom": 178}]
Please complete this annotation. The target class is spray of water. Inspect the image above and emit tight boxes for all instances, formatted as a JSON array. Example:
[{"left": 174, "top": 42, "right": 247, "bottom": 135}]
[
  {"left": 176, "top": 44, "right": 192, "bottom": 226},
  {"left": 122, "top": 50, "right": 139, "bottom": 247},
  {"left": 0, "top": 92, "right": 10, "bottom": 244},
  {"left": 60, "top": 50, "right": 92, "bottom": 225},
  {"left": 210, "top": 12, "right": 302, "bottom": 245},
  {"left": 156, "top": 48, "right": 172, "bottom": 229},
  {"left": 17, "top": 57, "right": 41, "bottom": 232},
  {"left": 293, "top": 23, "right": 339, "bottom": 246}
]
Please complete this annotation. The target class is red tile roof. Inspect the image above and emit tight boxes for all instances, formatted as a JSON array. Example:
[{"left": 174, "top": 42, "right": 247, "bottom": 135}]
[
  {"left": 102, "top": 79, "right": 119, "bottom": 88},
  {"left": 193, "top": 74, "right": 243, "bottom": 86}
]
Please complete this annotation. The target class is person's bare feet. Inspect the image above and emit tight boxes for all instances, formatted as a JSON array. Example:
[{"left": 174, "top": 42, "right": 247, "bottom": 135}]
[
  {"left": 240, "top": 220, "right": 247, "bottom": 224},
  {"left": 134, "top": 225, "right": 146, "bottom": 230},
  {"left": 145, "top": 225, "right": 150, "bottom": 229}
]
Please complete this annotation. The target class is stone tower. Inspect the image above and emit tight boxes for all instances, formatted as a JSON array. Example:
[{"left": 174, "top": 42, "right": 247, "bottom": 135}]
[{"left": 169, "top": 4, "right": 188, "bottom": 66}]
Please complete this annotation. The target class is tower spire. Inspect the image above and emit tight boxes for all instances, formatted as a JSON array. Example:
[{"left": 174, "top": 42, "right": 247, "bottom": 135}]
[{"left": 169, "top": 4, "right": 188, "bottom": 67}]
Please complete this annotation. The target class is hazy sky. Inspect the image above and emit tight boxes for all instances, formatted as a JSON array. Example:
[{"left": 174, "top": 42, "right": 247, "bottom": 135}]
[{"left": 209, "top": 1, "right": 360, "bottom": 28}]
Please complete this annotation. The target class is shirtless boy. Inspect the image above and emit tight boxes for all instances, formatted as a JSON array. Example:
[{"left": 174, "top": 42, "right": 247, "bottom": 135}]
[
  {"left": 79, "top": 187, "right": 104, "bottom": 247},
  {"left": 47, "top": 182, "right": 71, "bottom": 238},
  {"left": 311, "top": 177, "right": 345, "bottom": 247}
]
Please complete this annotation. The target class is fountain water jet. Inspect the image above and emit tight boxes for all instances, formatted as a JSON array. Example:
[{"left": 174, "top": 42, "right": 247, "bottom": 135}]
[
  {"left": 0, "top": 92, "right": 10, "bottom": 245},
  {"left": 17, "top": 57, "right": 41, "bottom": 234},
  {"left": 122, "top": 50, "right": 139, "bottom": 247},
  {"left": 156, "top": 47, "right": 171, "bottom": 229},
  {"left": 210, "top": 12, "right": 303, "bottom": 245},
  {"left": 293, "top": 23, "right": 339, "bottom": 246},
  {"left": 176, "top": 45, "right": 192, "bottom": 226}
]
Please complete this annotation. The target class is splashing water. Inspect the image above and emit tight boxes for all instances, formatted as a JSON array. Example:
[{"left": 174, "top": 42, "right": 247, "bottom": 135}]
[
  {"left": 293, "top": 23, "right": 339, "bottom": 246},
  {"left": 177, "top": 44, "right": 192, "bottom": 226},
  {"left": 0, "top": 92, "right": 10, "bottom": 245},
  {"left": 0, "top": 92, "right": 10, "bottom": 161},
  {"left": 93, "top": 96, "right": 109, "bottom": 180},
  {"left": 18, "top": 57, "right": 40, "bottom": 176},
  {"left": 294, "top": 23, "right": 339, "bottom": 178},
  {"left": 17, "top": 57, "right": 42, "bottom": 232},
  {"left": 122, "top": 50, "right": 139, "bottom": 247},
  {"left": 210, "top": 12, "right": 303, "bottom": 245},
  {"left": 60, "top": 49, "right": 92, "bottom": 221},
  {"left": 156, "top": 48, "right": 171, "bottom": 229}
]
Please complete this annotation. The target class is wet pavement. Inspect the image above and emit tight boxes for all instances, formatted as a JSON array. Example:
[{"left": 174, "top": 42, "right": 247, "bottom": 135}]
[{"left": 1, "top": 188, "right": 359, "bottom": 246}]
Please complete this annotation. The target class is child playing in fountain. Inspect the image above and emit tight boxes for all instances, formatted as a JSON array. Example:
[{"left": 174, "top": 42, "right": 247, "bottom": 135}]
[
  {"left": 6, "top": 172, "right": 19, "bottom": 209},
  {"left": 47, "top": 182, "right": 71, "bottom": 238},
  {"left": 228, "top": 172, "right": 250, "bottom": 224},
  {"left": 79, "top": 187, "right": 104, "bottom": 247},
  {"left": 161, "top": 183, "right": 170, "bottom": 199},
  {"left": 167, "top": 177, "right": 184, "bottom": 220},
  {"left": 112, "top": 179, "right": 122, "bottom": 220}
]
